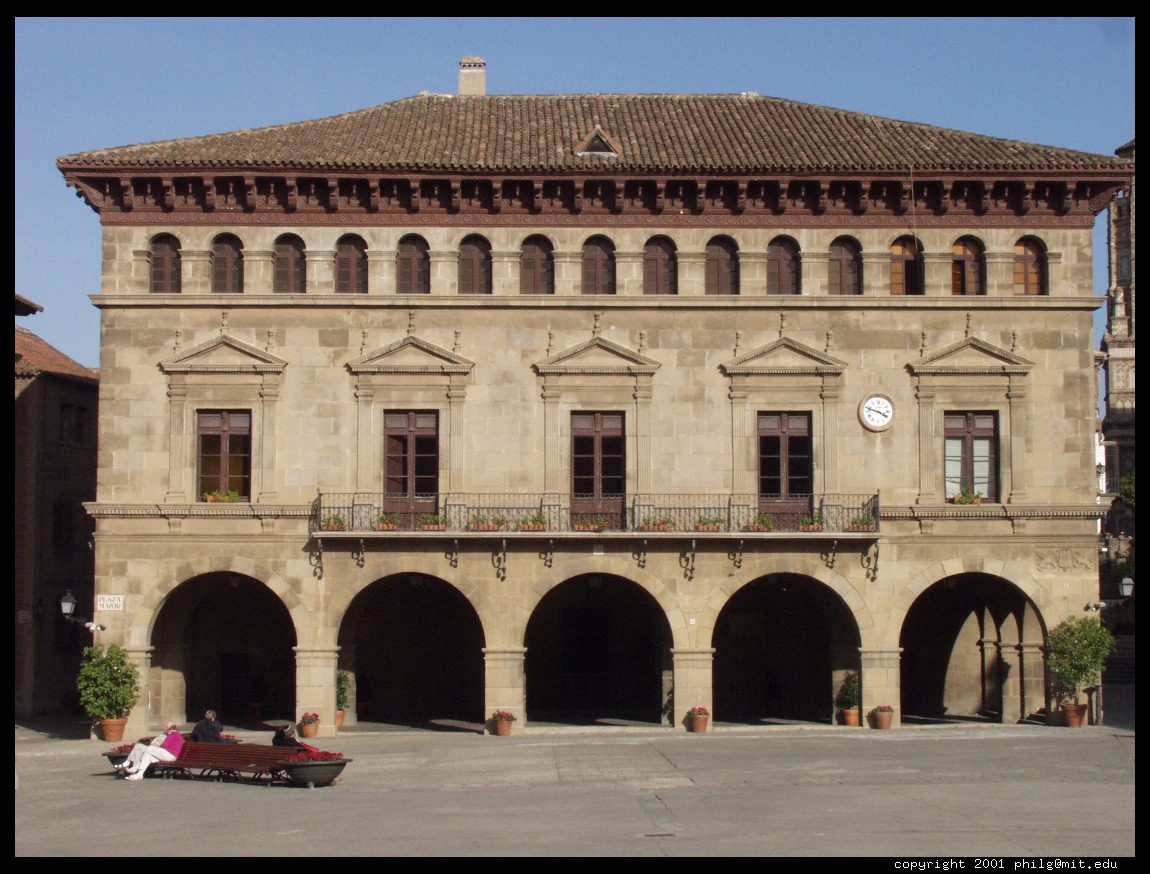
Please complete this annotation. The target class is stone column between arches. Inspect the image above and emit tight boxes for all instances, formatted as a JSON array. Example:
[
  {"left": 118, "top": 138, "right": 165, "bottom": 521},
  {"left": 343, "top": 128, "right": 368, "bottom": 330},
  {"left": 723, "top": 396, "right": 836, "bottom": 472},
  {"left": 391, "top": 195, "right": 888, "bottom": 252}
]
[
  {"left": 860, "top": 648, "right": 902, "bottom": 728},
  {"left": 294, "top": 645, "right": 340, "bottom": 738},
  {"left": 122, "top": 645, "right": 154, "bottom": 739},
  {"left": 484, "top": 647, "right": 526, "bottom": 735},
  {"left": 671, "top": 647, "right": 714, "bottom": 731}
]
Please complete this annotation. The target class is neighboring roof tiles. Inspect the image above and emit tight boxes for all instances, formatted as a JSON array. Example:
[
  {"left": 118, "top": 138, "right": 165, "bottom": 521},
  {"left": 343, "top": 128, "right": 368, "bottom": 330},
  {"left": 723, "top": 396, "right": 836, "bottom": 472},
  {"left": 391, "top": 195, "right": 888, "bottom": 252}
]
[
  {"left": 15, "top": 294, "right": 43, "bottom": 316},
  {"left": 15, "top": 326, "right": 98, "bottom": 383},
  {"left": 56, "top": 93, "right": 1126, "bottom": 175}
]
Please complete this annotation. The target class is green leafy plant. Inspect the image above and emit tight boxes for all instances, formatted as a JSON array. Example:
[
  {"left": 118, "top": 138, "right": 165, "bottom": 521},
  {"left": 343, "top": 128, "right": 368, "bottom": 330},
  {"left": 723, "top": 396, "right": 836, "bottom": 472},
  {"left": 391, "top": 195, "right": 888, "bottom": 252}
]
[
  {"left": 76, "top": 644, "right": 140, "bottom": 723},
  {"left": 376, "top": 512, "right": 399, "bottom": 527},
  {"left": 696, "top": 515, "right": 724, "bottom": 528},
  {"left": 835, "top": 670, "right": 860, "bottom": 710},
  {"left": 849, "top": 514, "right": 874, "bottom": 529},
  {"left": 1045, "top": 616, "right": 1115, "bottom": 704},
  {"left": 335, "top": 669, "right": 351, "bottom": 712},
  {"left": 419, "top": 513, "right": 447, "bottom": 527},
  {"left": 642, "top": 515, "right": 674, "bottom": 528},
  {"left": 869, "top": 704, "right": 893, "bottom": 714},
  {"left": 203, "top": 489, "right": 240, "bottom": 503},
  {"left": 519, "top": 512, "right": 547, "bottom": 529},
  {"left": 299, "top": 712, "right": 320, "bottom": 725},
  {"left": 576, "top": 515, "right": 608, "bottom": 531},
  {"left": 800, "top": 513, "right": 824, "bottom": 527},
  {"left": 321, "top": 514, "right": 347, "bottom": 530},
  {"left": 952, "top": 486, "right": 983, "bottom": 505},
  {"left": 747, "top": 512, "right": 774, "bottom": 531},
  {"left": 1118, "top": 472, "right": 1134, "bottom": 509}
]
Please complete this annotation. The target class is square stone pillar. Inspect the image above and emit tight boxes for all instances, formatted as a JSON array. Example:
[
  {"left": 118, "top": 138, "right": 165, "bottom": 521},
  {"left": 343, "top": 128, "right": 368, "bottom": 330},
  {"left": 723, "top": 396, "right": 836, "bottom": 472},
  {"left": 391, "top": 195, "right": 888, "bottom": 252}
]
[
  {"left": 860, "top": 648, "right": 902, "bottom": 727},
  {"left": 484, "top": 647, "right": 526, "bottom": 735},
  {"left": 245, "top": 249, "right": 275, "bottom": 294},
  {"left": 294, "top": 645, "right": 340, "bottom": 738},
  {"left": 671, "top": 647, "right": 714, "bottom": 731},
  {"left": 121, "top": 645, "right": 154, "bottom": 739}
]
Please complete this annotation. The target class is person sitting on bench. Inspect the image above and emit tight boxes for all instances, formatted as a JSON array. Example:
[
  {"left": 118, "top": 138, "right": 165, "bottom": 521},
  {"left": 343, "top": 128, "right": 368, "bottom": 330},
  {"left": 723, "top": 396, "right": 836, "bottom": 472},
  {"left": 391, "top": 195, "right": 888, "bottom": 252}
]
[
  {"left": 118, "top": 722, "right": 185, "bottom": 781},
  {"left": 191, "top": 709, "right": 235, "bottom": 743}
]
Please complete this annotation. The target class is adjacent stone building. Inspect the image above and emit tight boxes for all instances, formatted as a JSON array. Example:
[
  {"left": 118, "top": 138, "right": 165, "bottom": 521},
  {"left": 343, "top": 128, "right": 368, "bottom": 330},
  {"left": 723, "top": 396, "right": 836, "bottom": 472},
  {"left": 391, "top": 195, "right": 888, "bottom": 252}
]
[
  {"left": 57, "top": 59, "right": 1133, "bottom": 737},
  {"left": 15, "top": 295, "right": 99, "bottom": 717}
]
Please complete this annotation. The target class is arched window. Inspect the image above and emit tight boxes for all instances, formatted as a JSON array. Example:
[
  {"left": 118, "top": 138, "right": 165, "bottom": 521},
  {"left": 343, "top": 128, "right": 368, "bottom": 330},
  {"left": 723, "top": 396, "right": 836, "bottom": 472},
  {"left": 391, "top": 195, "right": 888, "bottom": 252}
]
[
  {"left": 149, "top": 234, "right": 182, "bottom": 294},
  {"left": 705, "top": 236, "right": 740, "bottom": 295},
  {"left": 582, "top": 236, "right": 616, "bottom": 295},
  {"left": 211, "top": 234, "right": 244, "bottom": 294},
  {"left": 459, "top": 235, "right": 492, "bottom": 295},
  {"left": 336, "top": 235, "right": 368, "bottom": 294},
  {"left": 828, "top": 237, "right": 862, "bottom": 296},
  {"left": 396, "top": 235, "right": 430, "bottom": 295},
  {"left": 890, "top": 236, "right": 924, "bottom": 295},
  {"left": 520, "top": 235, "right": 554, "bottom": 295},
  {"left": 766, "top": 237, "right": 801, "bottom": 295},
  {"left": 643, "top": 236, "right": 677, "bottom": 296},
  {"left": 273, "top": 235, "right": 306, "bottom": 294},
  {"left": 1013, "top": 237, "right": 1047, "bottom": 296},
  {"left": 951, "top": 237, "right": 985, "bottom": 296}
]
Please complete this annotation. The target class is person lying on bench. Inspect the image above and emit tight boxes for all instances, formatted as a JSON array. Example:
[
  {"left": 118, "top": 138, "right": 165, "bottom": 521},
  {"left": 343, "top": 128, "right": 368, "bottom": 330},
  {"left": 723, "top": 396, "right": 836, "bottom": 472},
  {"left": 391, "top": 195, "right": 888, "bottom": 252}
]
[
  {"left": 191, "top": 709, "right": 236, "bottom": 743},
  {"left": 118, "top": 722, "right": 185, "bottom": 781}
]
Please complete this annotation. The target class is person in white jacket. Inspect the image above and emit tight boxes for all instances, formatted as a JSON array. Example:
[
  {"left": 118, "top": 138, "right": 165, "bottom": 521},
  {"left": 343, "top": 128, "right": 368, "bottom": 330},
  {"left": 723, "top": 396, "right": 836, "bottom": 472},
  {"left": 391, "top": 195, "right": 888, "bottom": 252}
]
[{"left": 117, "top": 723, "right": 186, "bottom": 781}]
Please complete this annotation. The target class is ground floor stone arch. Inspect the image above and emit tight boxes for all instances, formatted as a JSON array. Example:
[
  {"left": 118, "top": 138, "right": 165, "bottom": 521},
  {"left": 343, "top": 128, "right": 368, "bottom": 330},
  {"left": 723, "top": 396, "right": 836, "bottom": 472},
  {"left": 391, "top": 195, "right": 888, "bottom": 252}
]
[
  {"left": 712, "top": 573, "right": 862, "bottom": 724},
  {"left": 337, "top": 571, "right": 486, "bottom": 728},
  {"left": 149, "top": 571, "right": 297, "bottom": 726},
  {"left": 899, "top": 572, "right": 1046, "bottom": 724},
  {"left": 524, "top": 572, "right": 674, "bottom": 726}
]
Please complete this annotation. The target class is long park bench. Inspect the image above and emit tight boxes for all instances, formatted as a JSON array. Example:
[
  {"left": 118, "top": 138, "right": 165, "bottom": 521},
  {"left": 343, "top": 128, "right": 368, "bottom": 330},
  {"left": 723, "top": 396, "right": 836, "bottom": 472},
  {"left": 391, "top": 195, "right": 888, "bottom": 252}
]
[{"left": 148, "top": 741, "right": 293, "bottom": 785}]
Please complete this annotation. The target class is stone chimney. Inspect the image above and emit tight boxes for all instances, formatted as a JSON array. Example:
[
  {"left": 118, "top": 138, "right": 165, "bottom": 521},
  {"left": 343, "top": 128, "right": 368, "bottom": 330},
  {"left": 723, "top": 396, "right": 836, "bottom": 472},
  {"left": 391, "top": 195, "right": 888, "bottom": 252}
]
[{"left": 459, "top": 56, "right": 486, "bottom": 96}]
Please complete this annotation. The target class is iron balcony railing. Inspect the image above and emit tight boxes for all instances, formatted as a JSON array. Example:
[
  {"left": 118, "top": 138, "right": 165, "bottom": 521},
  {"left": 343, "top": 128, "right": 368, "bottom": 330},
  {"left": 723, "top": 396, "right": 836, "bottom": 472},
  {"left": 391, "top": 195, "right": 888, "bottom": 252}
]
[{"left": 310, "top": 493, "right": 879, "bottom": 536}]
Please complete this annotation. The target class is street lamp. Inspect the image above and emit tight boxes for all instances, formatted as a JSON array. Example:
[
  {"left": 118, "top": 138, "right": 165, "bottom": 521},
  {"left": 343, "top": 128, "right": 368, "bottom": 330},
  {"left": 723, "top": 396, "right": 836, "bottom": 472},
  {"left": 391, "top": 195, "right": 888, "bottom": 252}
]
[
  {"left": 59, "top": 590, "right": 105, "bottom": 632},
  {"left": 1119, "top": 577, "right": 1134, "bottom": 598}
]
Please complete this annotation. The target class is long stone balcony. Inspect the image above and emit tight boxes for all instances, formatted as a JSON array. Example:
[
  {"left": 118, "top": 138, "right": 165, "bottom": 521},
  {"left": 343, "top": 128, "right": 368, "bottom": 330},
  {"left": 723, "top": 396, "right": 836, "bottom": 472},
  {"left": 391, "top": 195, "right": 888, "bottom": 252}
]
[{"left": 310, "top": 492, "right": 880, "bottom": 537}]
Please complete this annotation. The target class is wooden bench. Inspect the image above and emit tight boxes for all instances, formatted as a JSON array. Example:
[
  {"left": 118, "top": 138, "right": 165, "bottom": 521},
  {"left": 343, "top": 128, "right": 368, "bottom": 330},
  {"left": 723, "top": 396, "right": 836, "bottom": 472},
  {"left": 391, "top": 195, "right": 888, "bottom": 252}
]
[{"left": 148, "top": 741, "right": 293, "bottom": 785}]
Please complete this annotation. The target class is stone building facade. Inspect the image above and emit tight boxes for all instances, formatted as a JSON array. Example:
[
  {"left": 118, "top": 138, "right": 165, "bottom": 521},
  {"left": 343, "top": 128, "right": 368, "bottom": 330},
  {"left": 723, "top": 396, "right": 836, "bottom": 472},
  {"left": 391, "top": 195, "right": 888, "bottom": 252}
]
[{"left": 57, "top": 60, "right": 1132, "bottom": 737}]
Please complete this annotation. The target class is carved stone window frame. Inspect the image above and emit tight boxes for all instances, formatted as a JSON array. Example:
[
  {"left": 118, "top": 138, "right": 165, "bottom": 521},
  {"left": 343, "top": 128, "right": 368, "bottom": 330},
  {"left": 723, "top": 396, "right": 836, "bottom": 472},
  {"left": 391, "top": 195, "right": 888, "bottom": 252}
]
[{"left": 159, "top": 335, "right": 287, "bottom": 502}]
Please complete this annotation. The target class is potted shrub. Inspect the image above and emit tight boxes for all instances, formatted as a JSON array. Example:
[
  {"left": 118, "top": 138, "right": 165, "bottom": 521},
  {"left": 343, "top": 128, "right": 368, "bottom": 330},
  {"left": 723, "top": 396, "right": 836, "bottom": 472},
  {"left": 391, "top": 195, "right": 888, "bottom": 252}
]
[
  {"left": 76, "top": 644, "right": 140, "bottom": 741},
  {"left": 469, "top": 514, "right": 506, "bottom": 531},
  {"left": 419, "top": 513, "right": 447, "bottom": 531},
  {"left": 574, "top": 515, "right": 608, "bottom": 532},
  {"left": 848, "top": 514, "right": 874, "bottom": 532},
  {"left": 799, "top": 513, "right": 824, "bottom": 532},
  {"left": 641, "top": 515, "right": 673, "bottom": 532},
  {"left": 835, "top": 670, "right": 861, "bottom": 726},
  {"left": 695, "top": 515, "right": 724, "bottom": 532},
  {"left": 518, "top": 512, "right": 547, "bottom": 532},
  {"left": 335, "top": 669, "right": 351, "bottom": 728},
  {"left": 686, "top": 705, "right": 710, "bottom": 733},
  {"left": 203, "top": 489, "right": 240, "bottom": 503},
  {"left": 1045, "top": 615, "right": 1115, "bottom": 727},
  {"left": 491, "top": 709, "right": 516, "bottom": 736},
  {"left": 744, "top": 512, "right": 774, "bottom": 532},
  {"left": 321, "top": 514, "right": 347, "bottom": 531},
  {"left": 869, "top": 704, "right": 894, "bottom": 729},
  {"left": 376, "top": 512, "right": 399, "bottom": 531}
]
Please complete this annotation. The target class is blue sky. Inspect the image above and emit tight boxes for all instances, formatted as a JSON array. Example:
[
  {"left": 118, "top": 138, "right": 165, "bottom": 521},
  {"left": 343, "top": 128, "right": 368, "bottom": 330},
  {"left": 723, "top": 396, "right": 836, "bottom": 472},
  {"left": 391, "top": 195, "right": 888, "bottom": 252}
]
[{"left": 16, "top": 17, "right": 1135, "bottom": 369}]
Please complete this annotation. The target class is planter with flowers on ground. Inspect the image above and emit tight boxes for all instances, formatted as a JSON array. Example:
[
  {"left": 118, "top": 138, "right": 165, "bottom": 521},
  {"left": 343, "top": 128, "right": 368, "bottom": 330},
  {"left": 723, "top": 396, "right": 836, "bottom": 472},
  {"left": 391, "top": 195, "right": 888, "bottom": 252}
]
[{"left": 276, "top": 749, "right": 351, "bottom": 788}]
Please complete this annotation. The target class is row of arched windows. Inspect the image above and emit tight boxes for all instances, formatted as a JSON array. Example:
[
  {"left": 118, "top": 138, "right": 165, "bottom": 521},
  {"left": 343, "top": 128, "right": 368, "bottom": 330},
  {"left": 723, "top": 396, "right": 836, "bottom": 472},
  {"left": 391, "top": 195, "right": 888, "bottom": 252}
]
[{"left": 148, "top": 232, "right": 1049, "bottom": 297}]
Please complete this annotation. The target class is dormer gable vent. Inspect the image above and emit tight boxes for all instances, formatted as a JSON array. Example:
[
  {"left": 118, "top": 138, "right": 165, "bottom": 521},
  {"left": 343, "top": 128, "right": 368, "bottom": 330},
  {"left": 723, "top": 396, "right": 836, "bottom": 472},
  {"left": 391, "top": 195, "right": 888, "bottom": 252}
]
[{"left": 575, "top": 125, "right": 621, "bottom": 159}]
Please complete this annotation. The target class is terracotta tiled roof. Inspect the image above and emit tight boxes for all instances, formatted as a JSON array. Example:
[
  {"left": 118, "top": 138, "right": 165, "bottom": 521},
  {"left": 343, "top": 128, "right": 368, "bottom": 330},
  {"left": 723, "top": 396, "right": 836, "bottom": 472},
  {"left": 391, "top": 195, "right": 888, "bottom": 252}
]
[
  {"left": 56, "top": 94, "right": 1126, "bottom": 175},
  {"left": 15, "top": 326, "right": 98, "bottom": 383},
  {"left": 15, "top": 294, "right": 43, "bottom": 316}
]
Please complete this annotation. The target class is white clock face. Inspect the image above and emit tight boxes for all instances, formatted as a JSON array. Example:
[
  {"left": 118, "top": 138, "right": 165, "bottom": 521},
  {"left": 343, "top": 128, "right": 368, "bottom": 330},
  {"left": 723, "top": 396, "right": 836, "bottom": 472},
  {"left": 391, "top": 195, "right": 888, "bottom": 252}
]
[{"left": 860, "top": 395, "right": 894, "bottom": 430}]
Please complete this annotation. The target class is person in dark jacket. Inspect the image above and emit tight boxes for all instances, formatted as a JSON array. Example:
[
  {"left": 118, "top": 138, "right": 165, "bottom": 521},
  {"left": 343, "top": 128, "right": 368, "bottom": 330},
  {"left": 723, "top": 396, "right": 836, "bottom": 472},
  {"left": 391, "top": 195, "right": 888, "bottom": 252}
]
[
  {"left": 191, "top": 709, "right": 233, "bottom": 743},
  {"left": 271, "top": 724, "right": 317, "bottom": 753}
]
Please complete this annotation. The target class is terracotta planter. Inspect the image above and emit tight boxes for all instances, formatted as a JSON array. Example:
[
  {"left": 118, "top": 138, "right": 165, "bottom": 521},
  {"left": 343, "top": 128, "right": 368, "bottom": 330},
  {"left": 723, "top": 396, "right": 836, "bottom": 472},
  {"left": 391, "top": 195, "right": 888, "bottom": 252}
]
[
  {"left": 687, "top": 714, "right": 709, "bottom": 733},
  {"left": 695, "top": 524, "right": 721, "bottom": 532},
  {"left": 519, "top": 524, "right": 546, "bottom": 532},
  {"left": 99, "top": 718, "right": 128, "bottom": 742},
  {"left": 299, "top": 721, "right": 319, "bottom": 738},
  {"left": 469, "top": 524, "right": 501, "bottom": 531},
  {"left": 336, "top": 710, "right": 346, "bottom": 728},
  {"left": 1061, "top": 702, "right": 1088, "bottom": 728},
  {"left": 421, "top": 524, "right": 446, "bottom": 531},
  {"left": 376, "top": 523, "right": 397, "bottom": 531},
  {"left": 277, "top": 758, "right": 350, "bottom": 788},
  {"left": 493, "top": 719, "right": 513, "bottom": 736},
  {"left": 871, "top": 710, "right": 894, "bottom": 729},
  {"left": 799, "top": 525, "right": 823, "bottom": 532},
  {"left": 840, "top": 708, "right": 860, "bottom": 726},
  {"left": 641, "top": 525, "right": 670, "bottom": 532}
]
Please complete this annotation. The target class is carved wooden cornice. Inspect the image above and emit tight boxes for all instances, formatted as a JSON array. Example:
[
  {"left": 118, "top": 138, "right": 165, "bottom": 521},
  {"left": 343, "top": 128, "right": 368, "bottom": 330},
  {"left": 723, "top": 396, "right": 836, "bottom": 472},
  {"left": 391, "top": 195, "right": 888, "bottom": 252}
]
[
  {"left": 881, "top": 504, "right": 1105, "bottom": 521},
  {"left": 61, "top": 169, "right": 1130, "bottom": 228}
]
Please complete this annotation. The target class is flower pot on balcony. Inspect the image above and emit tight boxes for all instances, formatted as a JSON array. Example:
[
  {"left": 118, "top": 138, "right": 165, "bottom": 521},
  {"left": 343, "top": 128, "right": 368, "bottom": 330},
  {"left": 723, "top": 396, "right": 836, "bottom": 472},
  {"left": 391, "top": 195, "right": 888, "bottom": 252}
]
[
  {"left": 421, "top": 524, "right": 446, "bottom": 531},
  {"left": 519, "top": 524, "right": 546, "bottom": 532},
  {"left": 376, "top": 523, "right": 397, "bottom": 531},
  {"left": 695, "top": 524, "right": 721, "bottom": 532}
]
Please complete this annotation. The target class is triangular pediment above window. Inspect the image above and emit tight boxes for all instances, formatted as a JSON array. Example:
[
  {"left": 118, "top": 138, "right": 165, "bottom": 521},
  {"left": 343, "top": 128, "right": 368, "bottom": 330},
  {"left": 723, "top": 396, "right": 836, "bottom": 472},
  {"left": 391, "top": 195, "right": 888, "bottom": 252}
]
[
  {"left": 534, "top": 337, "right": 660, "bottom": 376},
  {"left": 159, "top": 335, "right": 287, "bottom": 374},
  {"left": 908, "top": 337, "right": 1033, "bottom": 376},
  {"left": 720, "top": 337, "right": 846, "bottom": 377},
  {"left": 574, "top": 125, "right": 621, "bottom": 158},
  {"left": 347, "top": 336, "right": 474, "bottom": 375}
]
